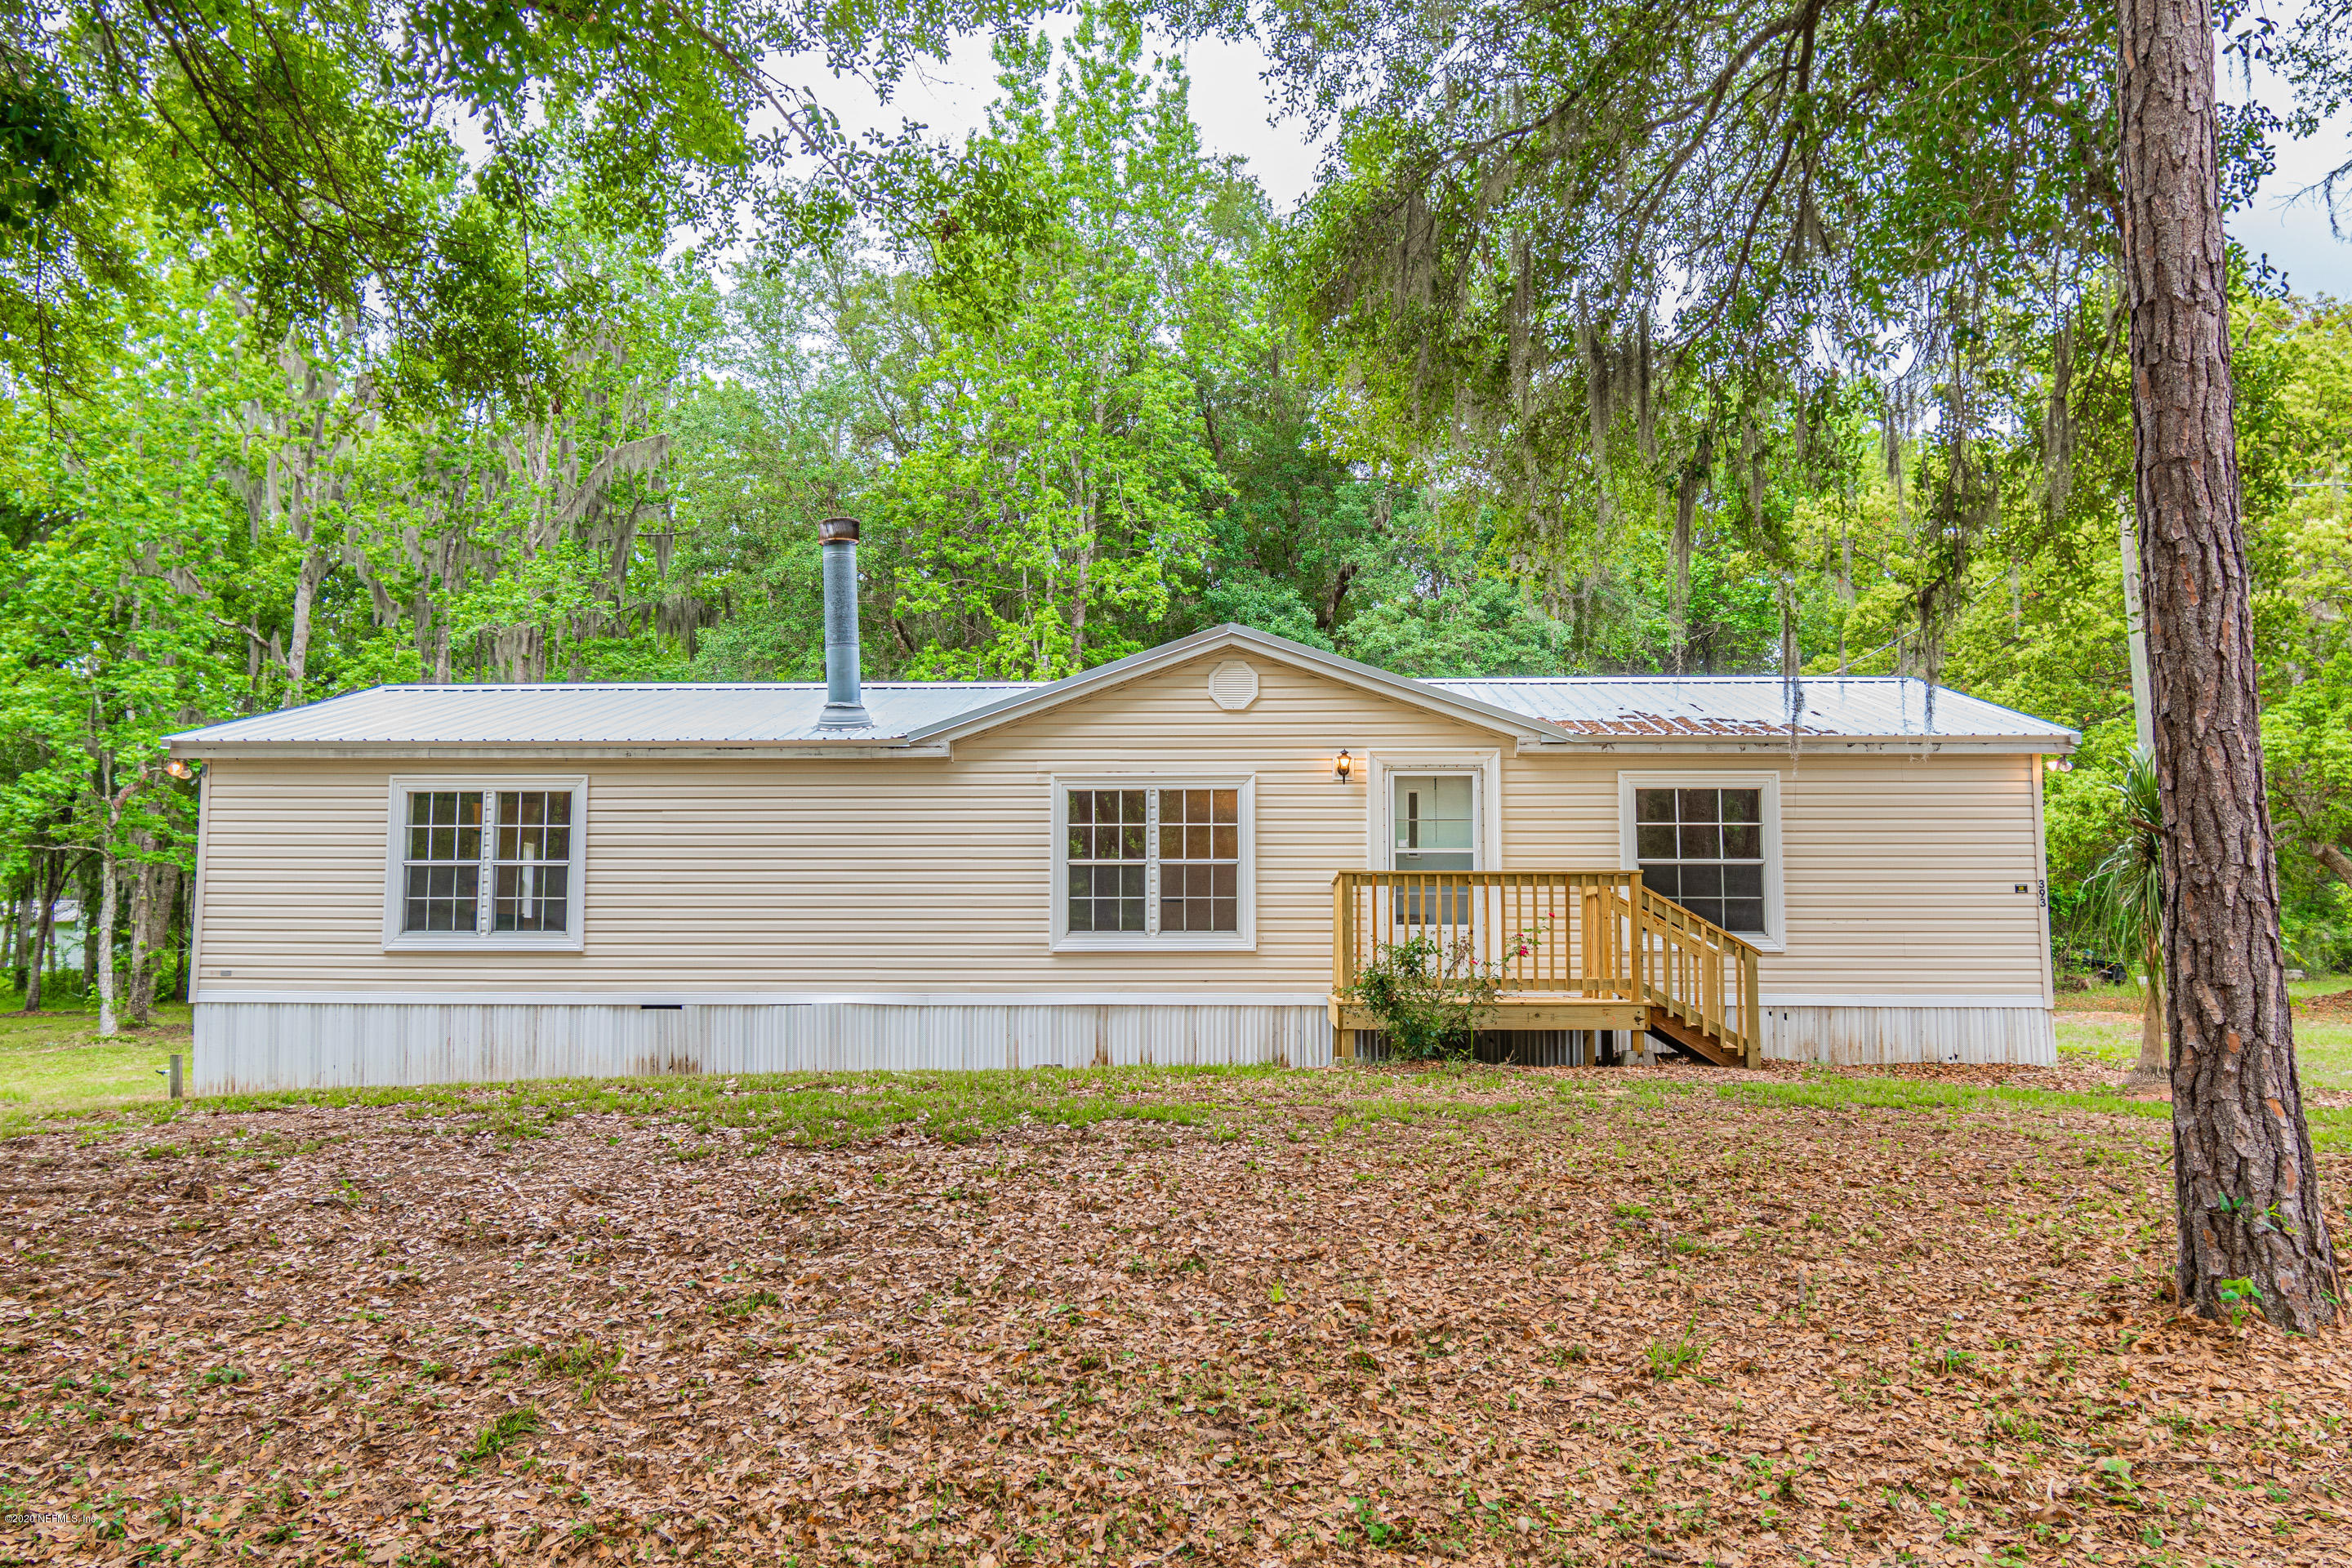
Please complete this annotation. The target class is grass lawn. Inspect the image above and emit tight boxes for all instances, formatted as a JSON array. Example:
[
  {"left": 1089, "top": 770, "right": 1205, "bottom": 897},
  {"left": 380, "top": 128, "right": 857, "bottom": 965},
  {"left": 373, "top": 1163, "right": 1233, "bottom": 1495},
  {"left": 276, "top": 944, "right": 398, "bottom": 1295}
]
[
  {"left": 0, "top": 993, "right": 193, "bottom": 1125},
  {"left": 2, "top": 1025, "right": 2350, "bottom": 1563},
  {"left": 2052, "top": 973, "right": 2352, "bottom": 1093}
]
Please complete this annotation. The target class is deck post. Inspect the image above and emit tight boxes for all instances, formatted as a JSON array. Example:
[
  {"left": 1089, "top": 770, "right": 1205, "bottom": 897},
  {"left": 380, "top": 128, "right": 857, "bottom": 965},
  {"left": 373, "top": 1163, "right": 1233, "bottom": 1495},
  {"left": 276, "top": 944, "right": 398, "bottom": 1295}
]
[{"left": 1742, "top": 949, "right": 1762, "bottom": 1068}]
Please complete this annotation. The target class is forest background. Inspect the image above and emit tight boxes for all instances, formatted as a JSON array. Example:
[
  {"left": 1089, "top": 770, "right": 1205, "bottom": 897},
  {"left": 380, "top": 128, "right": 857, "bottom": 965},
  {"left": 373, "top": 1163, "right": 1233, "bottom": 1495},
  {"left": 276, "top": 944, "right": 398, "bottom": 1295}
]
[{"left": 2, "top": 3, "right": 2350, "bottom": 1023}]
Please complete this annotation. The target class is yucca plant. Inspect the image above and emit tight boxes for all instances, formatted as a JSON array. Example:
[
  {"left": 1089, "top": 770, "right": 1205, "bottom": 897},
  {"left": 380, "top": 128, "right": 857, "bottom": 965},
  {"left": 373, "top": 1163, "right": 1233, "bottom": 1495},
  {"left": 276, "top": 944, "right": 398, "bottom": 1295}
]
[{"left": 2082, "top": 751, "right": 2166, "bottom": 1080}]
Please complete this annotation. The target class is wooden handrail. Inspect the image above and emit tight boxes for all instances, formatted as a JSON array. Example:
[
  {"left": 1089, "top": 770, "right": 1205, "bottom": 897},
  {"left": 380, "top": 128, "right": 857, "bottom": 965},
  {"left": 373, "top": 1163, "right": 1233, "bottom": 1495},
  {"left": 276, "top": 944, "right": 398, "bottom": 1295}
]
[
  {"left": 1330, "top": 870, "right": 1762, "bottom": 1066},
  {"left": 1632, "top": 884, "right": 1761, "bottom": 1065}
]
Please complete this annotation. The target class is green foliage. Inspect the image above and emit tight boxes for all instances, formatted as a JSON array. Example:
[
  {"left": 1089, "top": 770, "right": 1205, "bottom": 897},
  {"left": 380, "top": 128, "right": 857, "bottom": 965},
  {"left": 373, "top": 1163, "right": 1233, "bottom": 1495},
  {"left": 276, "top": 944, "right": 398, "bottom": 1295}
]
[
  {"left": 2079, "top": 752, "right": 2164, "bottom": 973},
  {"left": 1344, "top": 934, "right": 1503, "bottom": 1061},
  {"left": 465, "top": 1405, "right": 541, "bottom": 1460}
]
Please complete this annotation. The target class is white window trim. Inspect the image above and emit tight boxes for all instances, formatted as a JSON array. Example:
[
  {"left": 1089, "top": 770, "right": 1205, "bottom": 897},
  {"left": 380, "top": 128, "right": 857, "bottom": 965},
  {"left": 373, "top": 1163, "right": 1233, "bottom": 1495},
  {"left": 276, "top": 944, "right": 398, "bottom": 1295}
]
[
  {"left": 1616, "top": 769, "right": 1786, "bottom": 952},
  {"left": 1048, "top": 774, "right": 1256, "bottom": 952},
  {"left": 1363, "top": 751, "right": 1503, "bottom": 869},
  {"left": 382, "top": 775, "right": 588, "bottom": 952}
]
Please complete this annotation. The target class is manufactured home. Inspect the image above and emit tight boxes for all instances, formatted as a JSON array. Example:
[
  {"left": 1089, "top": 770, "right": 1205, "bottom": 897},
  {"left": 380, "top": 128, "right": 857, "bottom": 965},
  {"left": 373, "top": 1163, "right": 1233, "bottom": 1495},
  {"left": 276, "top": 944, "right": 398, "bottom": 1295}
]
[{"left": 167, "top": 523, "right": 2078, "bottom": 1092}]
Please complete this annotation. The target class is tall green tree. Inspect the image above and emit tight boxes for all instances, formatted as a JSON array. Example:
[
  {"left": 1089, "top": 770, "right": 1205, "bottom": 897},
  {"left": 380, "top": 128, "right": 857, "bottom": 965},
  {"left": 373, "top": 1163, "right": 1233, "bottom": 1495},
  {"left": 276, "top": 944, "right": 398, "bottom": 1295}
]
[
  {"left": 0, "top": 262, "right": 238, "bottom": 1030},
  {"left": 878, "top": 13, "right": 1241, "bottom": 678}
]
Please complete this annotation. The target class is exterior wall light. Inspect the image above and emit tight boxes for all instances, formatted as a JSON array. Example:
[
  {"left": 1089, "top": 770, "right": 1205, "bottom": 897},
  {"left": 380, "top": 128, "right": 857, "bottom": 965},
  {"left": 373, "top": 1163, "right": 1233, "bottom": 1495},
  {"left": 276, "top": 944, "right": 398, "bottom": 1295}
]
[
  {"left": 2043, "top": 757, "right": 2074, "bottom": 773},
  {"left": 1333, "top": 749, "right": 1354, "bottom": 783},
  {"left": 164, "top": 759, "right": 197, "bottom": 780}
]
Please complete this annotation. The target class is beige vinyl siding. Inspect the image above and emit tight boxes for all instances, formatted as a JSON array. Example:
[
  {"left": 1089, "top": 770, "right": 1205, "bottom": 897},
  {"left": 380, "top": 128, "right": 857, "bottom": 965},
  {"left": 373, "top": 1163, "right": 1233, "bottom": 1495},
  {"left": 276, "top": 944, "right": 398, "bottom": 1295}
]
[
  {"left": 1494, "top": 749, "right": 2051, "bottom": 999},
  {"left": 194, "top": 654, "right": 1499, "bottom": 995},
  {"left": 193, "top": 650, "right": 2051, "bottom": 1003}
]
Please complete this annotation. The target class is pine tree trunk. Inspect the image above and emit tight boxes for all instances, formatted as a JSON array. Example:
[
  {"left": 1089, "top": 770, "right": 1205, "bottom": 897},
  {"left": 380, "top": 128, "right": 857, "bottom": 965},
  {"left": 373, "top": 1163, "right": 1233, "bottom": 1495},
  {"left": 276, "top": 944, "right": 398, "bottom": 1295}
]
[{"left": 2119, "top": 0, "right": 2338, "bottom": 1330}]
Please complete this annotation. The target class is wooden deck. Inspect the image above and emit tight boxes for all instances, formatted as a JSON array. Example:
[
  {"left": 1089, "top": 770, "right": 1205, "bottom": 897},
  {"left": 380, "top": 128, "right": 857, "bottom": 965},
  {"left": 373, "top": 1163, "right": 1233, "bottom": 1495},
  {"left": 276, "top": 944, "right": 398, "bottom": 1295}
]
[{"left": 1328, "top": 870, "right": 1762, "bottom": 1067}]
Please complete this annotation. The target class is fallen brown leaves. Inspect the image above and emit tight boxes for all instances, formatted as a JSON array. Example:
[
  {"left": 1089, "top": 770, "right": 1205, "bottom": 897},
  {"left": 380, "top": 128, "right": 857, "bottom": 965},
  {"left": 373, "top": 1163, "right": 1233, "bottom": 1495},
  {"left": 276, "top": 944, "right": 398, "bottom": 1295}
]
[{"left": 3, "top": 1067, "right": 2350, "bottom": 1567}]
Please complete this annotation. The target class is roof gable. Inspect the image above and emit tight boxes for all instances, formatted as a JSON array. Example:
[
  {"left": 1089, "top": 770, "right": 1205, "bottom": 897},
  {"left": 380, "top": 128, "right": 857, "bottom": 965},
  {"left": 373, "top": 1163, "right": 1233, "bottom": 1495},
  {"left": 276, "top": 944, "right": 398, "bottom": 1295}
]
[{"left": 900, "top": 625, "right": 1571, "bottom": 746}]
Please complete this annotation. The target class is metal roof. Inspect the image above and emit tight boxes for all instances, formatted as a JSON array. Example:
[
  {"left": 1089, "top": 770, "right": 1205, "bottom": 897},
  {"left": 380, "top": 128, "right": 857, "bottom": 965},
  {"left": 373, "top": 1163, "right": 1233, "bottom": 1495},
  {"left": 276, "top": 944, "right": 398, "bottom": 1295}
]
[
  {"left": 1428, "top": 675, "right": 2078, "bottom": 743},
  {"left": 172, "top": 682, "right": 1034, "bottom": 748},
  {"left": 167, "top": 629, "right": 2077, "bottom": 755}
]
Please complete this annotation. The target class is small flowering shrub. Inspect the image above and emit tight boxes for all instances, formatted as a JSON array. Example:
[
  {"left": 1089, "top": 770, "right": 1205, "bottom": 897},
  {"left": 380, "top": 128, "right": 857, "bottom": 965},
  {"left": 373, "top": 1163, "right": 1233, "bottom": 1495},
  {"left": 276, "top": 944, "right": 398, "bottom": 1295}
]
[{"left": 1346, "top": 933, "right": 1503, "bottom": 1060}]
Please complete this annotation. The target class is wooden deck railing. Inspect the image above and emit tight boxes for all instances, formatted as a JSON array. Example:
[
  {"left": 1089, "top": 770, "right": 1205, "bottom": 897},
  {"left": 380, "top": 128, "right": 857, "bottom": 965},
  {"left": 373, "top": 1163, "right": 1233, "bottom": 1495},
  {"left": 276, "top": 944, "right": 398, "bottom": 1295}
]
[
  {"left": 1632, "top": 882, "right": 1762, "bottom": 1063},
  {"left": 1330, "top": 870, "right": 1762, "bottom": 1063}
]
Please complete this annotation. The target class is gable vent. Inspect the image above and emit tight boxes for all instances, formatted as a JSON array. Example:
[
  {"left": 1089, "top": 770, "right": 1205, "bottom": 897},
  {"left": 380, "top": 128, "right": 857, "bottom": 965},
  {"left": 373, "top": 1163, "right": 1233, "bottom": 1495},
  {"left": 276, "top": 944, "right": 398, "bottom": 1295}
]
[{"left": 1207, "top": 660, "right": 1260, "bottom": 711}]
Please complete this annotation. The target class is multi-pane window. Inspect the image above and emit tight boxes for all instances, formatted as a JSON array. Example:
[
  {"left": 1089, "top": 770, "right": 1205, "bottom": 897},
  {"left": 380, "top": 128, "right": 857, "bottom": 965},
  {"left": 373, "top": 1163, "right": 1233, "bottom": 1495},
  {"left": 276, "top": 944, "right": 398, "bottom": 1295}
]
[
  {"left": 1062, "top": 785, "right": 1244, "bottom": 940},
  {"left": 403, "top": 791, "right": 483, "bottom": 931},
  {"left": 1635, "top": 786, "right": 1765, "bottom": 933},
  {"left": 492, "top": 791, "right": 572, "bottom": 932},
  {"left": 1067, "top": 788, "right": 1148, "bottom": 933},
  {"left": 1158, "top": 788, "right": 1240, "bottom": 933},
  {"left": 398, "top": 785, "right": 576, "bottom": 938}
]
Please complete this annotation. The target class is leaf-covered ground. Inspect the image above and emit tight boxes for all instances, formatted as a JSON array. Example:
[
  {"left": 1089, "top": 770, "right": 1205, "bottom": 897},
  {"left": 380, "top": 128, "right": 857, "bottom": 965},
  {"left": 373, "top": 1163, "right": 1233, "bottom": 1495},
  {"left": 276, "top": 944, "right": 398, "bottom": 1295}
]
[{"left": 3, "top": 1065, "right": 2350, "bottom": 1566}]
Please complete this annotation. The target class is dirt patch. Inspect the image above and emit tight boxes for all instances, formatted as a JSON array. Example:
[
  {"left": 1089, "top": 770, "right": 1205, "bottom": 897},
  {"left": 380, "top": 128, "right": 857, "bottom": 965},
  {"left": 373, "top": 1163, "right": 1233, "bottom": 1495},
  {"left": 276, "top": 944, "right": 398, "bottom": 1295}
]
[
  {"left": 2299, "top": 988, "right": 2352, "bottom": 1020},
  {"left": 1, "top": 1085, "right": 2345, "bottom": 1565}
]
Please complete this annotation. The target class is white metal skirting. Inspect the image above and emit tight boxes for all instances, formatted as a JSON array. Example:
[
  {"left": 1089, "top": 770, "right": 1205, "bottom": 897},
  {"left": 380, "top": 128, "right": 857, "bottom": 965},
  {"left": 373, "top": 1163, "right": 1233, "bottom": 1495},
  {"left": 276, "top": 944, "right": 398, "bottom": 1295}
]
[
  {"left": 190, "top": 1000, "right": 1336, "bottom": 1093},
  {"left": 189, "top": 997, "right": 2058, "bottom": 1093},
  {"left": 1759, "top": 1004, "right": 2057, "bottom": 1067}
]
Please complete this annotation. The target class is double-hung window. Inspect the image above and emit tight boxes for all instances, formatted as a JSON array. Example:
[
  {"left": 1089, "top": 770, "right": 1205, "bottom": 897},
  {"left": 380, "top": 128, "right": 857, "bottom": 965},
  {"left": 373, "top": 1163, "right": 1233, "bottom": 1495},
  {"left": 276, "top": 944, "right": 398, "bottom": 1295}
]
[
  {"left": 1619, "top": 773, "right": 1780, "bottom": 946},
  {"left": 1053, "top": 779, "right": 1254, "bottom": 949},
  {"left": 384, "top": 777, "right": 586, "bottom": 949}
]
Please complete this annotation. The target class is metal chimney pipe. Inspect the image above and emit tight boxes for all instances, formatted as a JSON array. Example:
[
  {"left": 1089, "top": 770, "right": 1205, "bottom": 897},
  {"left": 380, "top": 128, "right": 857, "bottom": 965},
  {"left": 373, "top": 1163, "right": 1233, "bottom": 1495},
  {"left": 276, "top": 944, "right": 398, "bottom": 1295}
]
[{"left": 816, "top": 517, "right": 871, "bottom": 728}]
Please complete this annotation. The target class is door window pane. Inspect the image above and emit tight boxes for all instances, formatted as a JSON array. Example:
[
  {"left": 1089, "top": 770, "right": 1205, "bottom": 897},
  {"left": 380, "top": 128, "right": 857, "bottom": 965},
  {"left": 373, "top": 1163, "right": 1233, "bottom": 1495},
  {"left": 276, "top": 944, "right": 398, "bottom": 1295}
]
[{"left": 1393, "top": 775, "right": 1476, "bottom": 871}]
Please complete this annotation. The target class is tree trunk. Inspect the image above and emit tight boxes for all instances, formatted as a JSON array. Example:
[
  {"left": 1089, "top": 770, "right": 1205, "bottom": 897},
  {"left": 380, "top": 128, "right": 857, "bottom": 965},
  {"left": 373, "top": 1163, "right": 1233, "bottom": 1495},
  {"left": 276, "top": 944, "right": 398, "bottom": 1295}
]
[
  {"left": 95, "top": 847, "right": 118, "bottom": 1037},
  {"left": 171, "top": 870, "right": 193, "bottom": 1004},
  {"left": 7, "top": 871, "right": 27, "bottom": 999},
  {"left": 1670, "top": 464, "right": 1696, "bottom": 673},
  {"left": 2135, "top": 929, "right": 2166, "bottom": 1081},
  {"left": 127, "top": 842, "right": 163, "bottom": 1028},
  {"left": 80, "top": 854, "right": 96, "bottom": 993},
  {"left": 285, "top": 546, "right": 328, "bottom": 702},
  {"left": 2119, "top": 0, "right": 2338, "bottom": 1330},
  {"left": 24, "top": 855, "right": 65, "bottom": 1013}
]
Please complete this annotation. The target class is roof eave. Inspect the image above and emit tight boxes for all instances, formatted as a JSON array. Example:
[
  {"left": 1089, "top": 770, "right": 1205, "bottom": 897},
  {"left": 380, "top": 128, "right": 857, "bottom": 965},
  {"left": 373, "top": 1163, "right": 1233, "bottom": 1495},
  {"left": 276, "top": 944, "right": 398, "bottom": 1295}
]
[
  {"left": 169, "top": 740, "right": 953, "bottom": 761},
  {"left": 1516, "top": 733, "right": 2078, "bottom": 754}
]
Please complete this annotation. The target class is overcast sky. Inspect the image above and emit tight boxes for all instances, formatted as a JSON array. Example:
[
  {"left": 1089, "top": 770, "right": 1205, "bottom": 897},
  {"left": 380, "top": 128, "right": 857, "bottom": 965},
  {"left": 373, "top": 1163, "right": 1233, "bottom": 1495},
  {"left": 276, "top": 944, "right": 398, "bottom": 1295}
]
[{"left": 804, "top": 22, "right": 2350, "bottom": 298}]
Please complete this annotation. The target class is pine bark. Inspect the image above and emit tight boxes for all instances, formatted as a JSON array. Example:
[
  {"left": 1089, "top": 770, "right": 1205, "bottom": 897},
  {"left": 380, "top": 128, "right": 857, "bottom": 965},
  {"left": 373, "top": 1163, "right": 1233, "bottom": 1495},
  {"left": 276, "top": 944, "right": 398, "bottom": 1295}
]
[{"left": 2118, "top": 0, "right": 2338, "bottom": 1329}]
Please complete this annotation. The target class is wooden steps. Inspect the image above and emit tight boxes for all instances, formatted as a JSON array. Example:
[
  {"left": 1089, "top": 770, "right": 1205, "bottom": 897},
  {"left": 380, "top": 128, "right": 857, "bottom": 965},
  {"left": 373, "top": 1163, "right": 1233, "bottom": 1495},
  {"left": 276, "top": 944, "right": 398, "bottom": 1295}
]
[{"left": 1644, "top": 1005, "right": 1744, "bottom": 1067}]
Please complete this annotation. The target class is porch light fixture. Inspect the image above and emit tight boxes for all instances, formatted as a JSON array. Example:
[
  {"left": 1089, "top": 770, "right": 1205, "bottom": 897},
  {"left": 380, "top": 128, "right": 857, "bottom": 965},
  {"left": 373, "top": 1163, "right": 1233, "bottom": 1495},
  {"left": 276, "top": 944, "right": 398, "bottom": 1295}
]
[
  {"left": 1333, "top": 749, "right": 1353, "bottom": 783},
  {"left": 2043, "top": 757, "right": 2073, "bottom": 773},
  {"left": 163, "top": 759, "right": 196, "bottom": 780}
]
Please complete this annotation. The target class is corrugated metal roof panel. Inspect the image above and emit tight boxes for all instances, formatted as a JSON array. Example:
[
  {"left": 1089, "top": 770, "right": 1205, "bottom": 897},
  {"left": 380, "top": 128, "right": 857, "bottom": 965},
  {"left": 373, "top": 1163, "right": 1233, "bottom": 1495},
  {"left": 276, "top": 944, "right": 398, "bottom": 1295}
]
[
  {"left": 1425, "top": 675, "right": 2076, "bottom": 741},
  {"left": 167, "top": 663, "right": 2074, "bottom": 750},
  {"left": 171, "top": 682, "right": 1038, "bottom": 746}
]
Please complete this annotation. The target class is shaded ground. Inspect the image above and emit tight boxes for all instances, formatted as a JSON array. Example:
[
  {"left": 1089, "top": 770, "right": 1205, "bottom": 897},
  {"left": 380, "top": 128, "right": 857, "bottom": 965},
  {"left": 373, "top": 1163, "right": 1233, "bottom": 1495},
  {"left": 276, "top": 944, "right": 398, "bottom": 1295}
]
[{"left": 3, "top": 1066, "right": 2350, "bottom": 1566}]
